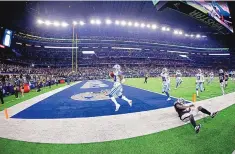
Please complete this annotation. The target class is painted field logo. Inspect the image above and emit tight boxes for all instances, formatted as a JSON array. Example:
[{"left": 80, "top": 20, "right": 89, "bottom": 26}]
[
  {"left": 81, "top": 80, "right": 108, "bottom": 89},
  {"left": 71, "top": 91, "right": 110, "bottom": 101}
]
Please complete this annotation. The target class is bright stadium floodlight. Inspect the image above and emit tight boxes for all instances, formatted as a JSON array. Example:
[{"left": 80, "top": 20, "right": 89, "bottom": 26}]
[
  {"left": 202, "top": 35, "right": 207, "bottom": 38},
  {"left": 61, "top": 22, "right": 68, "bottom": 27},
  {"left": 121, "top": 20, "right": 126, "bottom": 26},
  {"left": 37, "top": 19, "right": 44, "bottom": 24},
  {"left": 190, "top": 34, "right": 194, "bottom": 37},
  {"left": 174, "top": 30, "right": 179, "bottom": 35},
  {"left": 151, "top": 24, "right": 157, "bottom": 30},
  {"left": 179, "top": 31, "right": 183, "bottom": 35},
  {"left": 96, "top": 19, "right": 101, "bottom": 25},
  {"left": 73, "top": 21, "right": 77, "bottom": 25},
  {"left": 146, "top": 24, "right": 150, "bottom": 28},
  {"left": 185, "top": 34, "right": 189, "bottom": 37},
  {"left": 53, "top": 21, "right": 60, "bottom": 27},
  {"left": 196, "top": 34, "right": 201, "bottom": 38},
  {"left": 90, "top": 19, "right": 95, "bottom": 24},
  {"left": 105, "top": 19, "right": 112, "bottom": 25},
  {"left": 134, "top": 22, "right": 139, "bottom": 27},
  {"left": 115, "top": 20, "right": 120, "bottom": 25},
  {"left": 79, "top": 21, "right": 85, "bottom": 26},
  {"left": 128, "top": 21, "right": 132, "bottom": 26},
  {"left": 166, "top": 27, "right": 170, "bottom": 31},
  {"left": 140, "top": 23, "right": 145, "bottom": 28},
  {"left": 161, "top": 27, "right": 166, "bottom": 31},
  {"left": 45, "top": 20, "right": 51, "bottom": 26}
]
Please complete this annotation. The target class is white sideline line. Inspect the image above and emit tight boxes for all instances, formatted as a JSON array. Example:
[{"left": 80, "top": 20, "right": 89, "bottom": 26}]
[{"left": 0, "top": 80, "right": 234, "bottom": 144}]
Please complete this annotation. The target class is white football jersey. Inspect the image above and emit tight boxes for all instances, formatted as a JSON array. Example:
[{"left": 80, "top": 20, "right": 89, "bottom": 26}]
[
  {"left": 196, "top": 73, "right": 204, "bottom": 83},
  {"left": 161, "top": 72, "right": 169, "bottom": 84},
  {"left": 176, "top": 72, "right": 182, "bottom": 78},
  {"left": 113, "top": 71, "right": 122, "bottom": 83}
]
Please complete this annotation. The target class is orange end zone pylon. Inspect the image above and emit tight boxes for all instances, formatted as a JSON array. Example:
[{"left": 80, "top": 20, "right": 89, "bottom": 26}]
[
  {"left": 192, "top": 94, "right": 196, "bottom": 102},
  {"left": 4, "top": 109, "right": 9, "bottom": 119}
]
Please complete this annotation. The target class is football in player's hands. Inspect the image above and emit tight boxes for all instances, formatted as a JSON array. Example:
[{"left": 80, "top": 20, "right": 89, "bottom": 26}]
[{"left": 109, "top": 72, "right": 114, "bottom": 78}]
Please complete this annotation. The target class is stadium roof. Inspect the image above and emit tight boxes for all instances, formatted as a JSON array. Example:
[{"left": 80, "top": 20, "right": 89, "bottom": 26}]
[{"left": 0, "top": 1, "right": 221, "bottom": 35}]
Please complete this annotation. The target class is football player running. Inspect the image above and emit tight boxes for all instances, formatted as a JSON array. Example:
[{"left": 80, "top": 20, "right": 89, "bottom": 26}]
[
  {"left": 174, "top": 98, "right": 218, "bottom": 133},
  {"left": 195, "top": 69, "right": 205, "bottom": 97},
  {"left": 224, "top": 72, "right": 229, "bottom": 87},
  {"left": 219, "top": 69, "right": 225, "bottom": 95},
  {"left": 161, "top": 68, "right": 171, "bottom": 101},
  {"left": 207, "top": 72, "right": 214, "bottom": 85},
  {"left": 109, "top": 64, "right": 132, "bottom": 111},
  {"left": 175, "top": 70, "right": 183, "bottom": 89}
]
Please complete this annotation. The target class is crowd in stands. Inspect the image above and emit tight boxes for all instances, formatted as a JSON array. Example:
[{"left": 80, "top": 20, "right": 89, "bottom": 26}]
[
  {"left": 0, "top": 62, "right": 233, "bottom": 103},
  {"left": 0, "top": 63, "right": 223, "bottom": 80}
]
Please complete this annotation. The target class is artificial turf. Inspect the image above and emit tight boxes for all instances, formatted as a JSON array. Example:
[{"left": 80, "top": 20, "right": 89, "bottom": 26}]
[
  {"left": 125, "top": 77, "right": 235, "bottom": 101},
  {"left": 0, "top": 78, "right": 235, "bottom": 154}
]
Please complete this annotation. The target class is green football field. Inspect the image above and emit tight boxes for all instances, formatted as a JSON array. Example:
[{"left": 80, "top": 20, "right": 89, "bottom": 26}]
[{"left": 0, "top": 77, "right": 235, "bottom": 154}]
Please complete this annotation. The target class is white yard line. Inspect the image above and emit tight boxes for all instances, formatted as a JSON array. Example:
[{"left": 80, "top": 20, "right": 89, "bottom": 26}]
[{"left": 0, "top": 80, "right": 234, "bottom": 144}]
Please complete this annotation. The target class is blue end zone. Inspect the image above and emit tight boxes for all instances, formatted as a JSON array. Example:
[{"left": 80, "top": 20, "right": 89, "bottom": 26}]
[{"left": 12, "top": 80, "right": 184, "bottom": 119}]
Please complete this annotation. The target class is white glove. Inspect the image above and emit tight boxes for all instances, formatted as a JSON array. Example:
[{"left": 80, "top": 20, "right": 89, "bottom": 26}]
[{"left": 121, "top": 79, "right": 126, "bottom": 83}]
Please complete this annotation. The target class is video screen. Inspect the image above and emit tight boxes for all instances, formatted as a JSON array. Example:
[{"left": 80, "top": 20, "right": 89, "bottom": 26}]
[
  {"left": 2, "top": 29, "right": 13, "bottom": 47},
  {"left": 186, "top": 0, "right": 233, "bottom": 33},
  {"left": 0, "top": 28, "right": 3, "bottom": 45},
  {"left": 152, "top": 0, "right": 160, "bottom": 6}
]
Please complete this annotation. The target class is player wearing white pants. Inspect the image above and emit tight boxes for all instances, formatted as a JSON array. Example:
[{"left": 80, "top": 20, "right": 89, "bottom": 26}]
[
  {"left": 109, "top": 64, "right": 132, "bottom": 111},
  {"left": 161, "top": 68, "right": 171, "bottom": 101},
  {"left": 207, "top": 72, "right": 214, "bottom": 84},
  {"left": 219, "top": 69, "right": 225, "bottom": 95},
  {"left": 195, "top": 69, "right": 205, "bottom": 97},
  {"left": 175, "top": 70, "right": 182, "bottom": 89}
]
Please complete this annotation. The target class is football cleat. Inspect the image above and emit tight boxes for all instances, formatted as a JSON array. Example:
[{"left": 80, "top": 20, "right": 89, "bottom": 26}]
[
  {"left": 211, "top": 112, "right": 218, "bottom": 118},
  {"left": 195, "top": 124, "right": 201, "bottom": 134},
  {"left": 115, "top": 104, "right": 121, "bottom": 112}
]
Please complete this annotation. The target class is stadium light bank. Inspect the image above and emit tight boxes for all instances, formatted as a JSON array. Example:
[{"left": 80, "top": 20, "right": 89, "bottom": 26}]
[{"left": 37, "top": 18, "right": 206, "bottom": 39}]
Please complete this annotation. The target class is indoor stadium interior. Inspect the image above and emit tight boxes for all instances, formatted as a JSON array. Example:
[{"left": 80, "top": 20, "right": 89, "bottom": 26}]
[{"left": 0, "top": 1, "right": 235, "bottom": 154}]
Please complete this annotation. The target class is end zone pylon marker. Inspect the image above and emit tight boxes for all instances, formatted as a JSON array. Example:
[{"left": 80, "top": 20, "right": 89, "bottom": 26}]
[
  {"left": 4, "top": 109, "right": 9, "bottom": 119},
  {"left": 192, "top": 94, "right": 196, "bottom": 102}
]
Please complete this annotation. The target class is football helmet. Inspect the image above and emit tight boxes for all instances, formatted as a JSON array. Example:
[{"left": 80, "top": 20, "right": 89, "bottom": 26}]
[
  {"left": 219, "top": 69, "right": 223, "bottom": 73},
  {"left": 113, "top": 64, "right": 121, "bottom": 71}
]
